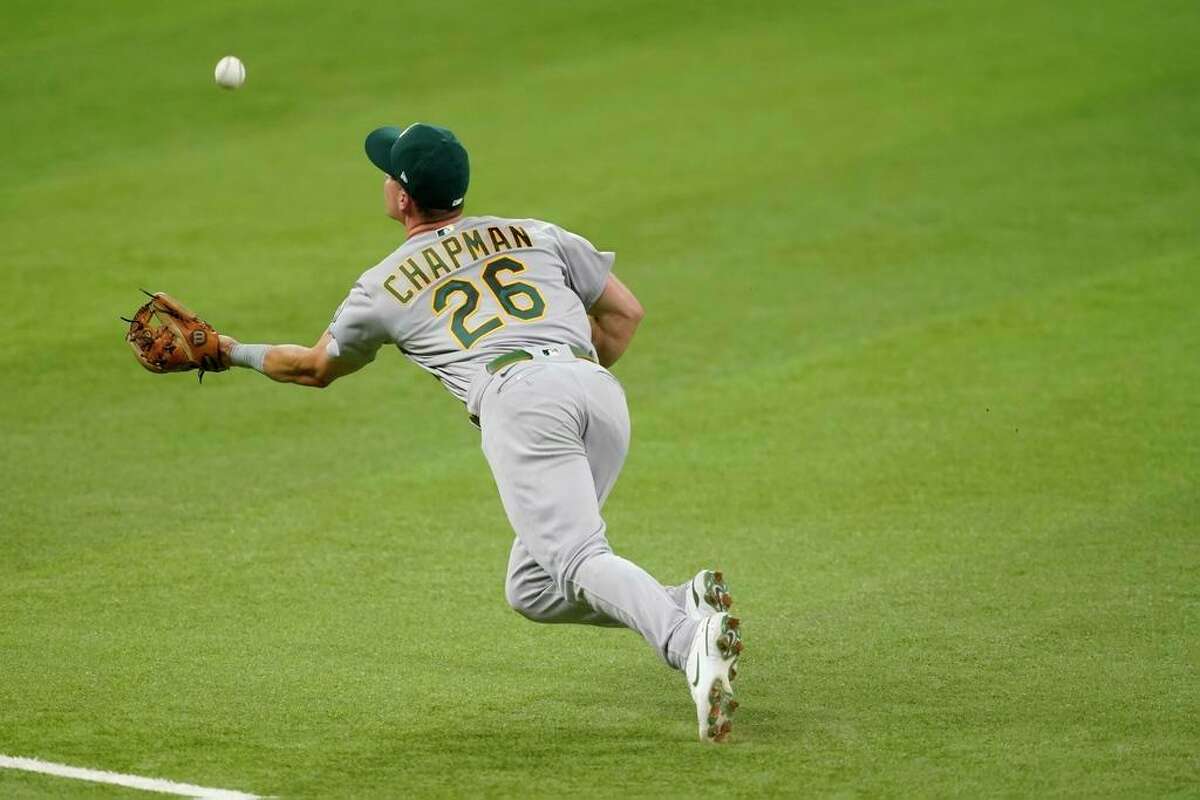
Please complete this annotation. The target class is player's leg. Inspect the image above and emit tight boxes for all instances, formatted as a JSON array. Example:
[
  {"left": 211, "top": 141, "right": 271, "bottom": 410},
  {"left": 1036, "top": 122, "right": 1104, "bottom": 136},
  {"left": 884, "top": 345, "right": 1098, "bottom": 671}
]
[
  {"left": 499, "top": 361, "right": 666, "bottom": 629},
  {"left": 503, "top": 537, "right": 621, "bottom": 626},
  {"left": 480, "top": 363, "right": 697, "bottom": 669},
  {"left": 496, "top": 380, "right": 730, "bottom": 628},
  {"left": 498, "top": 362, "right": 623, "bottom": 626}
]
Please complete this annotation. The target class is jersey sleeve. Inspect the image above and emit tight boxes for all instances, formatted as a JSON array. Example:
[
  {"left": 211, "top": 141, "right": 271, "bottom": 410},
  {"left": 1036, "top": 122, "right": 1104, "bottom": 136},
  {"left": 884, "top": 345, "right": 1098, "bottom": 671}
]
[
  {"left": 326, "top": 280, "right": 388, "bottom": 368},
  {"left": 551, "top": 225, "right": 616, "bottom": 309}
]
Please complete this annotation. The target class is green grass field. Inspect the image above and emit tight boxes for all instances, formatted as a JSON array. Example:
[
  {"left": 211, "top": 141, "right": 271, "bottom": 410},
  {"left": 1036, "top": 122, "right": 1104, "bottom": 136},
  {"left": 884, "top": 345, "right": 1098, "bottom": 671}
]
[{"left": 2, "top": 1, "right": 1198, "bottom": 797}]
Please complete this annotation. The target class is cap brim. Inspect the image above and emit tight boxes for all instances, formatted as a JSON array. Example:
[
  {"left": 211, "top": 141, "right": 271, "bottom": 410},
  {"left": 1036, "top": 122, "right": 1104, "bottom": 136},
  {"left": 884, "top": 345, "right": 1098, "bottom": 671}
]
[{"left": 365, "top": 126, "right": 402, "bottom": 175}]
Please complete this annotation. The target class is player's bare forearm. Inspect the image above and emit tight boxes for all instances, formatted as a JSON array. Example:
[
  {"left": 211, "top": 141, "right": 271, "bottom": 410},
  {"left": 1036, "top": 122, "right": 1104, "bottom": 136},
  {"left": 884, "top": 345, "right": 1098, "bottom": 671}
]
[
  {"left": 588, "top": 274, "right": 644, "bottom": 367},
  {"left": 590, "top": 315, "right": 636, "bottom": 367},
  {"left": 218, "top": 332, "right": 353, "bottom": 388},
  {"left": 261, "top": 343, "right": 331, "bottom": 386}
]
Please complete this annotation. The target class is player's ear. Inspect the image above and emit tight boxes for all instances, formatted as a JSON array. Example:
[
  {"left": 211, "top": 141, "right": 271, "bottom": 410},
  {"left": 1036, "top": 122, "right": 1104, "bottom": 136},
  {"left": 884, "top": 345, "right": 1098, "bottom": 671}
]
[{"left": 384, "top": 177, "right": 409, "bottom": 222}]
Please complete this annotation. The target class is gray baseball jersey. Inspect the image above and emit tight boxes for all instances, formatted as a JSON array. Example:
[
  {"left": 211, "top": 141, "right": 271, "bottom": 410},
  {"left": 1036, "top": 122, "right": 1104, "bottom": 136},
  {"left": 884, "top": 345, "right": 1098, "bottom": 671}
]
[{"left": 326, "top": 215, "right": 615, "bottom": 400}]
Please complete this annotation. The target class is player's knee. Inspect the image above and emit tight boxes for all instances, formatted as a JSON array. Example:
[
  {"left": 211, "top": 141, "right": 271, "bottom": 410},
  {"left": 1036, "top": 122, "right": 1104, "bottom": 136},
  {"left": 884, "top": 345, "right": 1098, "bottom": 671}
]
[
  {"left": 509, "top": 599, "right": 553, "bottom": 623},
  {"left": 505, "top": 582, "right": 540, "bottom": 620},
  {"left": 506, "top": 579, "right": 566, "bottom": 623},
  {"left": 504, "top": 581, "right": 524, "bottom": 612}
]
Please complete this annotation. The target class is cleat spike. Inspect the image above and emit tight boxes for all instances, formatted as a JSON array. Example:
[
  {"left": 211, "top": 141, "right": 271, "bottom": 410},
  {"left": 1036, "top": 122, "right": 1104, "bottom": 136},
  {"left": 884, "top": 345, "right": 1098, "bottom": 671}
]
[
  {"left": 727, "top": 616, "right": 740, "bottom": 630},
  {"left": 713, "top": 571, "right": 724, "bottom": 584},
  {"left": 727, "top": 700, "right": 739, "bottom": 713}
]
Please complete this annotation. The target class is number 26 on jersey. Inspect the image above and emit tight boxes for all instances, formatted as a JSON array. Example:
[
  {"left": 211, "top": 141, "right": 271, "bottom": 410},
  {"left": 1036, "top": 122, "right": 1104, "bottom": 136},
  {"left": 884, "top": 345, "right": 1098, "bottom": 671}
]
[{"left": 433, "top": 256, "right": 546, "bottom": 349}]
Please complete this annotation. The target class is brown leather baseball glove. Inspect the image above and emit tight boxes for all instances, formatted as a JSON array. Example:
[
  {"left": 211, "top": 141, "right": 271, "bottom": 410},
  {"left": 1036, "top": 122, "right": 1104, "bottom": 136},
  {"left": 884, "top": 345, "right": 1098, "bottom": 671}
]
[{"left": 124, "top": 291, "right": 227, "bottom": 380}]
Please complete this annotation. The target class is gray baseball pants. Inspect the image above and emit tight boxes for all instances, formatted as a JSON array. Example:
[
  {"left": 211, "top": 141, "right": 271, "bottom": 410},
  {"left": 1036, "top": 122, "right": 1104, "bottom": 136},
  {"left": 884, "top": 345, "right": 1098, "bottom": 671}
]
[{"left": 467, "top": 350, "right": 698, "bottom": 670}]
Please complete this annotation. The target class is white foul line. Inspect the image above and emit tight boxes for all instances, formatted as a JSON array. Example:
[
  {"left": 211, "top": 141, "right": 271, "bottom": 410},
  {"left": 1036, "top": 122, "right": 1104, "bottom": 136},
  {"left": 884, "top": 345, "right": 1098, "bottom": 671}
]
[{"left": 0, "top": 754, "right": 264, "bottom": 799}]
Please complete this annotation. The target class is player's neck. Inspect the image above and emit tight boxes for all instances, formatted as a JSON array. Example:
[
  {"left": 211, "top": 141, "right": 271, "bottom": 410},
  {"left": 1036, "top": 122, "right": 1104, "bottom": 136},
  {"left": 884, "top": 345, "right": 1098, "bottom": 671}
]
[{"left": 406, "top": 212, "right": 464, "bottom": 238}]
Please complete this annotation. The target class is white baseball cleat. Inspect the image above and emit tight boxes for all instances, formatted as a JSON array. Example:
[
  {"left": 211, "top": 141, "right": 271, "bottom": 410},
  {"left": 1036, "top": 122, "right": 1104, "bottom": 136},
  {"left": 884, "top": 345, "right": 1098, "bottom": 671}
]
[
  {"left": 685, "top": 569, "right": 733, "bottom": 620},
  {"left": 685, "top": 611, "right": 742, "bottom": 743}
]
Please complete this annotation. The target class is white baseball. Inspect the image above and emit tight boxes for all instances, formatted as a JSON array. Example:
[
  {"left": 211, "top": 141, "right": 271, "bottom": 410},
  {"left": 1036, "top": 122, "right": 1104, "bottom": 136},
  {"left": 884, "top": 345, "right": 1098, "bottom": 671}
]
[{"left": 214, "top": 55, "right": 246, "bottom": 89}]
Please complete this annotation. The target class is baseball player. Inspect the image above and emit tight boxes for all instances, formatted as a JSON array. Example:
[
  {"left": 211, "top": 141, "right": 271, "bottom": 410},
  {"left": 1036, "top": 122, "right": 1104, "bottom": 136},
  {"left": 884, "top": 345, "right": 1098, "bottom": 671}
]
[{"left": 216, "top": 123, "right": 743, "bottom": 742}]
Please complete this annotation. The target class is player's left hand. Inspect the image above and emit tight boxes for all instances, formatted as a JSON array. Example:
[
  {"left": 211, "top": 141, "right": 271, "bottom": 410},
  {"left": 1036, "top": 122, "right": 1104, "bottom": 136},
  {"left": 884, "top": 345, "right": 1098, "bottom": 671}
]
[{"left": 124, "top": 291, "right": 227, "bottom": 379}]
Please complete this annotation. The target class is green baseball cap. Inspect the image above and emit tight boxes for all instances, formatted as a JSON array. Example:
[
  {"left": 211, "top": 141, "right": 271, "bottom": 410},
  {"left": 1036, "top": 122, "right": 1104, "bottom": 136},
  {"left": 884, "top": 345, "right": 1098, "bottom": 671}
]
[{"left": 365, "top": 123, "right": 469, "bottom": 210}]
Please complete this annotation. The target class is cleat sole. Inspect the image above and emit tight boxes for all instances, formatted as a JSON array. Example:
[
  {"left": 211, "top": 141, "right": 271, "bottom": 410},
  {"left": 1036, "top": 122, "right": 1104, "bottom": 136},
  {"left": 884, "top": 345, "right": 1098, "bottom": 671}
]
[
  {"left": 703, "top": 571, "right": 734, "bottom": 616},
  {"left": 700, "top": 677, "right": 737, "bottom": 744},
  {"left": 696, "top": 612, "right": 743, "bottom": 744},
  {"left": 716, "top": 616, "right": 743, "bottom": 659},
  {"left": 691, "top": 614, "right": 744, "bottom": 743}
]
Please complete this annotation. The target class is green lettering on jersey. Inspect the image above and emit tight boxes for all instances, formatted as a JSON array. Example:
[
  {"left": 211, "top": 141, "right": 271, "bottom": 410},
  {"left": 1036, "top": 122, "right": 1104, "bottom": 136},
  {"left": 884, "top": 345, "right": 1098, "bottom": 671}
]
[
  {"left": 488, "top": 226, "right": 511, "bottom": 251},
  {"left": 383, "top": 274, "right": 413, "bottom": 304},
  {"left": 463, "top": 229, "right": 489, "bottom": 260},
  {"left": 442, "top": 236, "right": 465, "bottom": 270},
  {"left": 509, "top": 225, "right": 532, "bottom": 248},
  {"left": 423, "top": 247, "right": 452, "bottom": 279},
  {"left": 400, "top": 257, "right": 431, "bottom": 291}
]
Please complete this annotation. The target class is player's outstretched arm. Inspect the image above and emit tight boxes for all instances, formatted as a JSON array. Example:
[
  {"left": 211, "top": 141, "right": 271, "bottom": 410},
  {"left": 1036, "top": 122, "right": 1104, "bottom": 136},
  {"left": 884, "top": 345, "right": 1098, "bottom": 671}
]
[
  {"left": 218, "top": 331, "right": 362, "bottom": 388},
  {"left": 588, "top": 274, "right": 645, "bottom": 368}
]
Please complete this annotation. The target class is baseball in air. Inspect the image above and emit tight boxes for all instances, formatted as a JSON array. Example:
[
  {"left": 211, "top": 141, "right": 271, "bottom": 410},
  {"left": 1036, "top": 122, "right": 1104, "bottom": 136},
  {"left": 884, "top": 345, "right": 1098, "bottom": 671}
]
[{"left": 214, "top": 56, "right": 246, "bottom": 89}]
